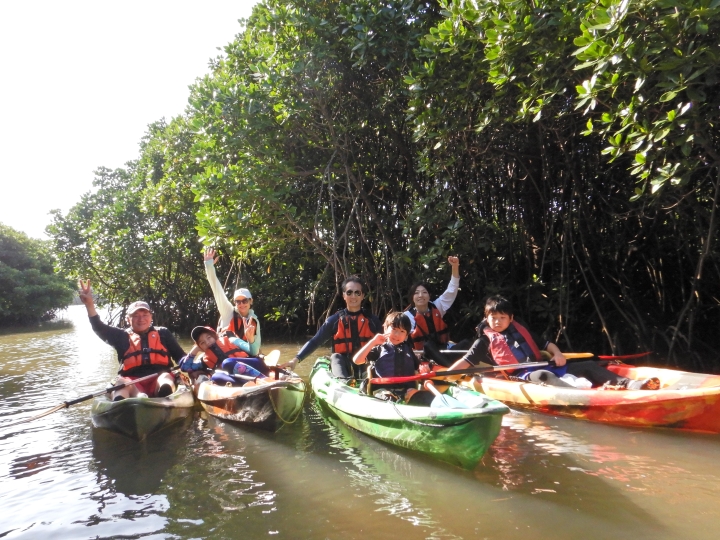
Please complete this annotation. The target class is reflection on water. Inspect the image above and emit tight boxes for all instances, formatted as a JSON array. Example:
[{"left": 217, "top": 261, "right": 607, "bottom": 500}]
[
  {"left": 91, "top": 419, "right": 191, "bottom": 495},
  {"left": 2, "top": 306, "right": 720, "bottom": 539},
  {"left": 8, "top": 453, "right": 53, "bottom": 479},
  {"left": 320, "top": 408, "right": 460, "bottom": 537}
]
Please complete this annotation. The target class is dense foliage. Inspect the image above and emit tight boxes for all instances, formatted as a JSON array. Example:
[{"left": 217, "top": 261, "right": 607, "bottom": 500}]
[
  {"left": 49, "top": 0, "right": 720, "bottom": 367},
  {"left": 0, "top": 223, "right": 75, "bottom": 326}
]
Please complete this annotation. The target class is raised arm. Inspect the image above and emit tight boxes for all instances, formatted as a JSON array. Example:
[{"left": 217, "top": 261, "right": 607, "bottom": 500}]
[
  {"left": 203, "top": 248, "right": 235, "bottom": 328},
  {"left": 78, "top": 279, "right": 98, "bottom": 318},
  {"left": 433, "top": 256, "right": 460, "bottom": 316}
]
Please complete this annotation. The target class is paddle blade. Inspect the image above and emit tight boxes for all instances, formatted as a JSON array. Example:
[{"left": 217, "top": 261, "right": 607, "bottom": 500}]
[
  {"left": 432, "top": 394, "right": 469, "bottom": 409},
  {"left": 263, "top": 350, "right": 281, "bottom": 367},
  {"left": 424, "top": 381, "right": 469, "bottom": 409}
]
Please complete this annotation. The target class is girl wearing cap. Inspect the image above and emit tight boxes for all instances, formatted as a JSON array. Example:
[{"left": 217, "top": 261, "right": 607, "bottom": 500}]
[
  {"left": 203, "top": 248, "right": 261, "bottom": 357},
  {"left": 179, "top": 326, "right": 267, "bottom": 385}
]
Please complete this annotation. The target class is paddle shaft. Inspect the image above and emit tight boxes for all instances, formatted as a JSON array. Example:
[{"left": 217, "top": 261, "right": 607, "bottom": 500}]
[
  {"left": 2, "top": 368, "right": 178, "bottom": 429},
  {"left": 440, "top": 350, "right": 594, "bottom": 360},
  {"left": 439, "top": 350, "right": 650, "bottom": 361},
  {"left": 597, "top": 352, "right": 651, "bottom": 360},
  {"left": 424, "top": 380, "right": 443, "bottom": 397},
  {"left": 370, "top": 361, "right": 550, "bottom": 385}
]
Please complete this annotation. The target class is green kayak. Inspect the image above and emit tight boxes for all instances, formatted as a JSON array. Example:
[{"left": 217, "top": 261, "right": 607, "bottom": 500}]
[
  {"left": 310, "top": 357, "right": 509, "bottom": 469},
  {"left": 91, "top": 385, "right": 195, "bottom": 441}
]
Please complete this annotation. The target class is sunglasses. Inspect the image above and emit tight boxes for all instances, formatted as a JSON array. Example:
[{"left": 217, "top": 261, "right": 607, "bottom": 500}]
[
  {"left": 235, "top": 298, "right": 250, "bottom": 305},
  {"left": 344, "top": 289, "right": 363, "bottom": 296}
]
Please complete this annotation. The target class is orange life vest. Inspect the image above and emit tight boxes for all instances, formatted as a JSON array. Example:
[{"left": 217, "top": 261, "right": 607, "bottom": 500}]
[
  {"left": 409, "top": 303, "right": 449, "bottom": 350},
  {"left": 223, "top": 311, "right": 256, "bottom": 340},
  {"left": 202, "top": 335, "right": 249, "bottom": 370},
  {"left": 121, "top": 328, "right": 171, "bottom": 373},
  {"left": 332, "top": 310, "right": 376, "bottom": 355},
  {"left": 482, "top": 321, "right": 542, "bottom": 365}
]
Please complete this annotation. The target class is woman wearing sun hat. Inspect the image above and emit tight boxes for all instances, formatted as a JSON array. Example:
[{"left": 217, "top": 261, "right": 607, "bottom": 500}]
[{"left": 203, "top": 248, "right": 261, "bottom": 357}]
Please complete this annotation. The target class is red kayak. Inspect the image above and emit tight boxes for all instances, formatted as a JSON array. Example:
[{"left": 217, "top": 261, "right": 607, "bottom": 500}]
[{"left": 467, "top": 364, "right": 720, "bottom": 433}]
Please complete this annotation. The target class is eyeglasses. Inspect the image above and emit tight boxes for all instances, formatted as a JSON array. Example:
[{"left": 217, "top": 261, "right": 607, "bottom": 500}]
[
  {"left": 344, "top": 290, "right": 363, "bottom": 296},
  {"left": 235, "top": 298, "right": 250, "bottom": 305}
]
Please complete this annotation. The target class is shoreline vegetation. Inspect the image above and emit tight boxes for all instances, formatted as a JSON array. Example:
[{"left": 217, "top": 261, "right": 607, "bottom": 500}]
[
  {"left": 19, "top": 0, "right": 719, "bottom": 370},
  {"left": 0, "top": 223, "right": 75, "bottom": 326}
]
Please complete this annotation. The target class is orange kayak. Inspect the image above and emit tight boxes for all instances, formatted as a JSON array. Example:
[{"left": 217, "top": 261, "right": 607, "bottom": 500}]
[{"left": 466, "top": 364, "right": 720, "bottom": 433}]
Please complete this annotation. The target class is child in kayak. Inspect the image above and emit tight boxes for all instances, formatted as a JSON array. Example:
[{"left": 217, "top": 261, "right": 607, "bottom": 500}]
[
  {"left": 446, "top": 295, "right": 660, "bottom": 390},
  {"left": 180, "top": 326, "right": 268, "bottom": 386},
  {"left": 353, "top": 311, "right": 427, "bottom": 401}
]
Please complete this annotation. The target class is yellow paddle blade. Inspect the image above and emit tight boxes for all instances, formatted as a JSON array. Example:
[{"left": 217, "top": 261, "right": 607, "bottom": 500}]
[{"left": 263, "top": 349, "right": 281, "bottom": 367}]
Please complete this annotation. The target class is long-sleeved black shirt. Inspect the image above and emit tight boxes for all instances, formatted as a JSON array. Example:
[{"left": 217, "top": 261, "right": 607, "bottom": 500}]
[{"left": 89, "top": 314, "right": 186, "bottom": 376}]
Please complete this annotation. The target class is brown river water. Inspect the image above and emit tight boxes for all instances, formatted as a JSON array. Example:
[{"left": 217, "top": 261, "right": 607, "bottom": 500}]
[{"left": 1, "top": 305, "right": 720, "bottom": 539}]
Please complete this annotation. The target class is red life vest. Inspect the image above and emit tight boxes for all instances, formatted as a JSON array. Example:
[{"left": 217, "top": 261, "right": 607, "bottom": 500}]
[
  {"left": 121, "top": 328, "right": 171, "bottom": 373},
  {"left": 202, "top": 335, "right": 249, "bottom": 370},
  {"left": 332, "top": 310, "right": 376, "bottom": 355},
  {"left": 223, "top": 311, "right": 256, "bottom": 341},
  {"left": 409, "top": 303, "right": 449, "bottom": 350},
  {"left": 483, "top": 321, "right": 542, "bottom": 365}
]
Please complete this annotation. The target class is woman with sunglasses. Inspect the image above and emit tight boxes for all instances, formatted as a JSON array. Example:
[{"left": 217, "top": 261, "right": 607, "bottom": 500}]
[
  {"left": 280, "top": 275, "right": 382, "bottom": 380},
  {"left": 203, "top": 248, "right": 261, "bottom": 357}
]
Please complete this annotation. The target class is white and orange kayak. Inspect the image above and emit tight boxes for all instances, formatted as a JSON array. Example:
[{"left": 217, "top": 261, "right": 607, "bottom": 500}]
[{"left": 466, "top": 364, "right": 720, "bottom": 433}]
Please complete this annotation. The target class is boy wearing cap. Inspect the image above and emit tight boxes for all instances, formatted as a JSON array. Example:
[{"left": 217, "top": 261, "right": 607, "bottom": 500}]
[
  {"left": 203, "top": 249, "right": 261, "bottom": 356},
  {"left": 78, "top": 279, "right": 186, "bottom": 400}
]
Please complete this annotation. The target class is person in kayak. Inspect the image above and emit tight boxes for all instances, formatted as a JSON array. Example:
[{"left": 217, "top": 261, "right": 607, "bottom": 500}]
[
  {"left": 446, "top": 295, "right": 660, "bottom": 389},
  {"left": 403, "top": 256, "right": 467, "bottom": 367},
  {"left": 78, "top": 279, "right": 186, "bottom": 400},
  {"left": 179, "top": 326, "right": 267, "bottom": 386},
  {"left": 352, "top": 312, "right": 420, "bottom": 399},
  {"left": 279, "top": 275, "right": 382, "bottom": 380},
  {"left": 203, "top": 248, "right": 261, "bottom": 357}
]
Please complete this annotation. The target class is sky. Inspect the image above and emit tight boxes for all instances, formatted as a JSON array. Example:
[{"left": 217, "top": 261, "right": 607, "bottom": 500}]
[{"left": 0, "top": 1, "right": 258, "bottom": 240}]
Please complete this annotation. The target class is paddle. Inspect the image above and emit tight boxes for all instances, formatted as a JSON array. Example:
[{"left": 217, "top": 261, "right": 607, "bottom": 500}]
[
  {"left": 369, "top": 361, "right": 550, "bottom": 385},
  {"left": 597, "top": 352, "right": 651, "bottom": 360},
  {"left": 2, "top": 369, "right": 179, "bottom": 429},
  {"left": 261, "top": 349, "right": 281, "bottom": 367},
  {"left": 423, "top": 381, "right": 469, "bottom": 409},
  {"left": 260, "top": 349, "right": 288, "bottom": 379},
  {"left": 441, "top": 350, "right": 595, "bottom": 359},
  {"left": 440, "top": 349, "right": 649, "bottom": 361}
]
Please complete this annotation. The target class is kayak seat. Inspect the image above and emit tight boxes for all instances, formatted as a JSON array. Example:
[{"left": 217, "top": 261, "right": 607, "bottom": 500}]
[{"left": 211, "top": 371, "right": 244, "bottom": 387}]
